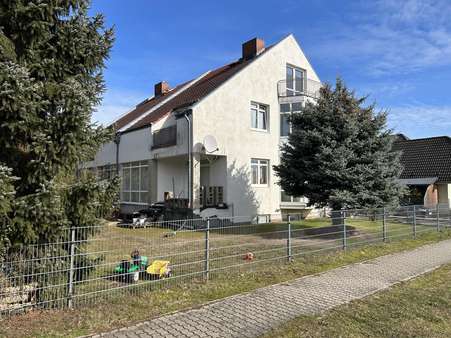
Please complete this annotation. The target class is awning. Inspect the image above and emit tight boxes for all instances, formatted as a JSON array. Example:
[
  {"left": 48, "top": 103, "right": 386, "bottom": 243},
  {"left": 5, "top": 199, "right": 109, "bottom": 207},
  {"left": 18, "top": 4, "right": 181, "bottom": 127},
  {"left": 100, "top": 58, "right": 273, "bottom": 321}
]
[{"left": 398, "top": 177, "right": 438, "bottom": 185}]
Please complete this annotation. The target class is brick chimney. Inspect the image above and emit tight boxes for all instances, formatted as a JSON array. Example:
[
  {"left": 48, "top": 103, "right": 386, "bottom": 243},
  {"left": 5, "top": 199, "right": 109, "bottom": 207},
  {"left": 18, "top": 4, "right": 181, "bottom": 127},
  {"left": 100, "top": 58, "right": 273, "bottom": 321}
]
[
  {"left": 154, "top": 81, "right": 170, "bottom": 96},
  {"left": 242, "top": 38, "right": 265, "bottom": 60}
]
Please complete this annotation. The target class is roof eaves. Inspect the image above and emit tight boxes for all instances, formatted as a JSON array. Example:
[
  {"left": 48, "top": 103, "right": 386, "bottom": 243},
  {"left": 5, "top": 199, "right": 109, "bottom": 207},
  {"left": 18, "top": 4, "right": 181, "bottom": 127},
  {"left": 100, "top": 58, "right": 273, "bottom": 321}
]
[{"left": 121, "top": 70, "right": 211, "bottom": 132}]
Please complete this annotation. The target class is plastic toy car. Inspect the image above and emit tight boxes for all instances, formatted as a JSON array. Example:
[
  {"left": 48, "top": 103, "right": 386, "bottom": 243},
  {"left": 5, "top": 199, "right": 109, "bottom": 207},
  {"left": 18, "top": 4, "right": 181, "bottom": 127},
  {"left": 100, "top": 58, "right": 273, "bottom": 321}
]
[{"left": 114, "top": 250, "right": 149, "bottom": 283}]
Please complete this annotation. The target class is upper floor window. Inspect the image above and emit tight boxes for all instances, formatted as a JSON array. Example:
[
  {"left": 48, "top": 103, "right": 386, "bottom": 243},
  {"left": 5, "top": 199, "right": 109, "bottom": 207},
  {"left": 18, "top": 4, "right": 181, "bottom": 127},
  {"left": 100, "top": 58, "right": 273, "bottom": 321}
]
[
  {"left": 286, "top": 65, "right": 306, "bottom": 96},
  {"left": 152, "top": 125, "right": 177, "bottom": 149},
  {"left": 251, "top": 159, "right": 269, "bottom": 186},
  {"left": 251, "top": 102, "right": 268, "bottom": 131},
  {"left": 280, "top": 102, "right": 303, "bottom": 137}
]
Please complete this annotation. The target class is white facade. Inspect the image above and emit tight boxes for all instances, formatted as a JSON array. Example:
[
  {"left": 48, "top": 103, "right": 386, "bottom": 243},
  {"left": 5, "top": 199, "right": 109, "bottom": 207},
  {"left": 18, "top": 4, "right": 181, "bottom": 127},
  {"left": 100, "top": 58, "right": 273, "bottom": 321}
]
[
  {"left": 192, "top": 35, "right": 319, "bottom": 217},
  {"left": 85, "top": 34, "right": 321, "bottom": 219}
]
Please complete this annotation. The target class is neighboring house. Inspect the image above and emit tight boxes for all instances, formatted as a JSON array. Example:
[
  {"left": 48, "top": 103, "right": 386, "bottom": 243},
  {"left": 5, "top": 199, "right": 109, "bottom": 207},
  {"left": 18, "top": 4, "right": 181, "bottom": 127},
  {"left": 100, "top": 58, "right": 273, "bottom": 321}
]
[
  {"left": 393, "top": 134, "right": 451, "bottom": 208},
  {"left": 84, "top": 34, "right": 322, "bottom": 220}
]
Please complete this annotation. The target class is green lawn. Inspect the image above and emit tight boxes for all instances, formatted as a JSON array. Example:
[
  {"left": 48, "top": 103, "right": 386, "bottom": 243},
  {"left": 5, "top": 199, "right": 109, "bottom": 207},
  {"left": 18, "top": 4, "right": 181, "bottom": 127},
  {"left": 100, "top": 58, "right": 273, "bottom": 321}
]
[
  {"left": 1, "top": 228, "right": 450, "bottom": 338},
  {"left": 70, "top": 216, "right": 427, "bottom": 301},
  {"left": 262, "top": 263, "right": 451, "bottom": 338}
]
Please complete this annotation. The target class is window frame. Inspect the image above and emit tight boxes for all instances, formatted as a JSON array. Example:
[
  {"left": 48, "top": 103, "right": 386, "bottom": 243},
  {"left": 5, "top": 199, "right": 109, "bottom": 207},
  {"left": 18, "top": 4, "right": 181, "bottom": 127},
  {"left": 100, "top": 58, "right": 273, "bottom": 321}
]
[
  {"left": 280, "top": 190, "right": 308, "bottom": 205},
  {"left": 121, "top": 161, "right": 149, "bottom": 205},
  {"left": 97, "top": 164, "right": 117, "bottom": 180},
  {"left": 286, "top": 64, "right": 306, "bottom": 96},
  {"left": 279, "top": 102, "right": 303, "bottom": 138},
  {"left": 251, "top": 158, "right": 270, "bottom": 187},
  {"left": 250, "top": 101, "right": 269, "bottom": 132}
]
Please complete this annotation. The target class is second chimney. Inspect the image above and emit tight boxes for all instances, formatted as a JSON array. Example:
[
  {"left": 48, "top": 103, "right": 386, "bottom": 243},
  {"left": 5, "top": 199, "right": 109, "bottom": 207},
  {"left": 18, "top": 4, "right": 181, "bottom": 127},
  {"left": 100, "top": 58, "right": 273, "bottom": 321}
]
[
  {"left": 242, "top": 38, "right": 265, "bottom": 60},
  {"left": 154, "top": 81, "right": 170, "bottom": 96}
]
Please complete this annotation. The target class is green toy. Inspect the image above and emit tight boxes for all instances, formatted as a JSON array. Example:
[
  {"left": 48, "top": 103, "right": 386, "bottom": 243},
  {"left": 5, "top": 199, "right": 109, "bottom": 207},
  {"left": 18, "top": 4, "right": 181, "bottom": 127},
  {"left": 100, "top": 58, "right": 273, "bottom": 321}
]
[{"left": 114, "top": 249, "right": 149, "bottom": 283}]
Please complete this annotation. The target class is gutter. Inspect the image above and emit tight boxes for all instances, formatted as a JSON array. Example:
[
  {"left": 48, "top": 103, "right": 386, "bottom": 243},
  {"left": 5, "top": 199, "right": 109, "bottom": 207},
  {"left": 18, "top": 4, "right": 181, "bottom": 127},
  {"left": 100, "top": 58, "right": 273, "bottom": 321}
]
[{"left": 113, "top": 132, "right": 121, "bottom": 175}]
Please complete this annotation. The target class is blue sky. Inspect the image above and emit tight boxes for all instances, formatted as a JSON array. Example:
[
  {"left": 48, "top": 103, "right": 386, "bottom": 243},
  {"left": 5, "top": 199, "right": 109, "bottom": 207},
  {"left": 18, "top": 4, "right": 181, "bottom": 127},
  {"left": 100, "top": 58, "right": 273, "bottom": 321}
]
[{"left": 90, "top": 0, "right": 451, "bottom": 138}]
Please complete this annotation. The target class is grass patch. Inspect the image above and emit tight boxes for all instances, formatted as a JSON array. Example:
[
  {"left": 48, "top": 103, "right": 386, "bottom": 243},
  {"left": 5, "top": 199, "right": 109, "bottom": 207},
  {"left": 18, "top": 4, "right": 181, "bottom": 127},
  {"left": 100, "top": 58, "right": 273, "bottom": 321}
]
[
  {"left": 262, "top": 262, "right": 451, "bottom": 338},
  {"left": 0, "top": 229, "right": 450, "bottom": 338}
]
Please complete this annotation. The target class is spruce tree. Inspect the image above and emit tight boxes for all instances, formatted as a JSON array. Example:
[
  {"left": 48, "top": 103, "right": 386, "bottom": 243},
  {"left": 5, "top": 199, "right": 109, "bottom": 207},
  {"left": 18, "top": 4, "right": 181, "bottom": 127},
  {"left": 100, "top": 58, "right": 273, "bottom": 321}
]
[
  {"left": 274, "top": 79, "right": 405, "bottom": 212},
  {"left": 0, "top": 0, "right": 118, "bottom": 275}
]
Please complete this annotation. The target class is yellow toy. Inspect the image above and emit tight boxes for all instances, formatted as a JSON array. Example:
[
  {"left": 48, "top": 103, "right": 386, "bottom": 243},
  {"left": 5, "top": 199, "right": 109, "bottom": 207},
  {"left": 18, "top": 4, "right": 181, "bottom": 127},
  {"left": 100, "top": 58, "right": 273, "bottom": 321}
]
[{"left": 146, "top": 260, "right": 172, "bottom": 279}]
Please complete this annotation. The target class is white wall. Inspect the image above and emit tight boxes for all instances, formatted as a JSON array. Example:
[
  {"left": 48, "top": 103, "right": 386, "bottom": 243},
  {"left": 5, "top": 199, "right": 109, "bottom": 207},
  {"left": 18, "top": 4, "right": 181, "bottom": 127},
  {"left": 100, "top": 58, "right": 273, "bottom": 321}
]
[
  {"left": 209, "top": 157, "right": 227, "bottom": 190},
  {"left": 150, "top": 114, "right": 190, "bottom": 159},
  {"left": 83, "top": 141, "right": 116, "bottom": 168},
  {"left": 83, "top": 126, "right": 152, "bottom": 168},
  {"left": 192, "top": 35, "right": 320, "bottom": 217},
  {"left": 119, "top": 127, "right": 152, "bottom": 163},
  {"left": 156, "top": 157, "right": 188, "bottom": 201}
]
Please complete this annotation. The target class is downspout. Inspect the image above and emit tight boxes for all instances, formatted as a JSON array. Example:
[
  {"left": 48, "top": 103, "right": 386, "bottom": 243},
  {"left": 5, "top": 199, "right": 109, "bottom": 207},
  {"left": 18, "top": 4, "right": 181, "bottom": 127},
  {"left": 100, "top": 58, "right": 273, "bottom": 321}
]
[
  {"left": 114, "top": 132, "right": 121, "bottom": 175},
  {"left": 183, "top": 112, "right": 193, "bottom": 208}
]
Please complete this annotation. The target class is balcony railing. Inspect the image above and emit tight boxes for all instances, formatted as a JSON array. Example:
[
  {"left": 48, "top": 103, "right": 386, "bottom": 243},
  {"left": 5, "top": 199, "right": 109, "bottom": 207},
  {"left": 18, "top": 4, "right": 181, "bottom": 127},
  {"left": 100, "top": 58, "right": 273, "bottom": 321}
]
[
  {"left": 152, "top": 125, "right": 177, "bottom": 149},
  {"left": 277, "top": 79, "right": 322, "bottom": 99}
]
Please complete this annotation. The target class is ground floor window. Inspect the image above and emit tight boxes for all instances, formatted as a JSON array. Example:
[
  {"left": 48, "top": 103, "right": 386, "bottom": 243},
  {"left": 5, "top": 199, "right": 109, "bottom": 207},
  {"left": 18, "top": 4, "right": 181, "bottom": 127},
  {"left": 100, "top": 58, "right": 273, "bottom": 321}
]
[
  {"left": 251, "top": 159, "right": 269, "bottom": 186},
  {"left": 281, "top": 190, "right": 307, "bottom": 204},
  {"left": 97, "top": 164, "right": 117, "bottom": 180},
  {"left": 121, "top": 161, "right": 149, "bottom": 203}
]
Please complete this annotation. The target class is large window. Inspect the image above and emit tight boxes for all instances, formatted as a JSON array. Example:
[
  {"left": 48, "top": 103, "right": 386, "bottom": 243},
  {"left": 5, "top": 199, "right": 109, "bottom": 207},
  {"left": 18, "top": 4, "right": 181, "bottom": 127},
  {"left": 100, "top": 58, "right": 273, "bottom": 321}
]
[
  {"left": 251, "top": 159, "right": 269, "bottom": 186},
  {"left": 286, "top": 65, "right": 306, "bottom": 96},
  {"left": 281, "top": 190, "right": 308, "bottom": 204},
  {"left": 121, "top": 161, "right": 149, "bottom": 204},
  {"left": 251, "top": 102, "right": 269, "bottom": 131},
  {"left": 280, "top": 102, "right": 303, "bottom": 137}
]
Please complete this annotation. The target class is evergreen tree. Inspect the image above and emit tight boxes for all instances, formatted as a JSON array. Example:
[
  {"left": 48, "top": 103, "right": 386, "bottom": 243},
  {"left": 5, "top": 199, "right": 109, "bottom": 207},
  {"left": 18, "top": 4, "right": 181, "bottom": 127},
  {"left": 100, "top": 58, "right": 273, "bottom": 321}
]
[
  {"left": 0, "top": 0, "right": 118, "bottom": 278},
  {"left": 274, "top": 79, "right": 405, "bottom": 212}
]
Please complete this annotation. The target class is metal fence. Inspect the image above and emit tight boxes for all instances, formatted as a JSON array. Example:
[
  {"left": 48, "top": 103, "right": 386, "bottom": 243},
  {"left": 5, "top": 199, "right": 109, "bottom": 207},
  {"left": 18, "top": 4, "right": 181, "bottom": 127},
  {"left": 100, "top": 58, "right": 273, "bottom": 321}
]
[{"left": 1, "top": 204, "right": 450, "bottom": 317}]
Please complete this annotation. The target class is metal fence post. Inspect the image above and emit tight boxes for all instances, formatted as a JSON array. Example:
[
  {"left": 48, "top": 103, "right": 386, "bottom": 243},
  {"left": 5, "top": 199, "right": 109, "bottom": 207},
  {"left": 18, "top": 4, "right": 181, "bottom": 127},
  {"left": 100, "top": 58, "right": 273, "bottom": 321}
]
[
  {"left": 287, "top": 215, "right": 292, "bottom": 262},
  {"left": 412, "top": 205, "right": 417, "bottom": 239},
  {"left": 204, "top": 218, "right": 210, "bottom": 281},
  {"left": 382, "top": 207, "right": 387, "bottom": 243},
  {"left": 67, "top": 227, "right": 75, "bottom": 309},
  {"left": 342, "top": 212, "right": 347, "bottom": 250},
  {"left": 436, "top": 204, "right": 440, "bottom": 232}
]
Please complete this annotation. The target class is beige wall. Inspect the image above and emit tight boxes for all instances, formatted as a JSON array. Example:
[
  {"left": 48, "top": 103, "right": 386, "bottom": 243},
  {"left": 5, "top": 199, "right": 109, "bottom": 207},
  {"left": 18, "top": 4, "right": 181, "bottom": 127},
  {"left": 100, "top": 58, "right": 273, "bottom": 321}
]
[
  {"left": 192, "top": 35, "right": 320, "bottom": 217},
  {"left": 438, "top": 183, "right": 451, "bottom": 207}
]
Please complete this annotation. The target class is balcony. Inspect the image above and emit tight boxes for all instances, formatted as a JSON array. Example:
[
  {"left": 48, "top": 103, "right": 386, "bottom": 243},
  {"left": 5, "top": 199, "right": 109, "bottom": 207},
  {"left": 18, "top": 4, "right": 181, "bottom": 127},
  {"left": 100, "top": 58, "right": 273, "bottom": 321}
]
[
  {"left": 277, "top": 79, "right": 322, "bottom": 103},
  {"left": 152, "top": 125, "right": 177, "bottom": 149}
]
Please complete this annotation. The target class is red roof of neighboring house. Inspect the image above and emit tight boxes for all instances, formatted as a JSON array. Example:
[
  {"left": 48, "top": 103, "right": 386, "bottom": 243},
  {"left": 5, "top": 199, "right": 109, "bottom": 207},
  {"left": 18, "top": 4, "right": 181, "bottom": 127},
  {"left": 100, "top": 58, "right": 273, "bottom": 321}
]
[{"left": 112, "top": 45, "right": 272, "bottom": 132}]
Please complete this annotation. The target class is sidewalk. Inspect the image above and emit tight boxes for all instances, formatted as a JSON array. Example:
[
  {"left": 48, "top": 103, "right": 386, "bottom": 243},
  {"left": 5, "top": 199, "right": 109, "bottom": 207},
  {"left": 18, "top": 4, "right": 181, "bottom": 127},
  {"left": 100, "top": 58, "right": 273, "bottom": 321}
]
[{"left": 90, "top": 239, "right": 451, "bottom": 338}]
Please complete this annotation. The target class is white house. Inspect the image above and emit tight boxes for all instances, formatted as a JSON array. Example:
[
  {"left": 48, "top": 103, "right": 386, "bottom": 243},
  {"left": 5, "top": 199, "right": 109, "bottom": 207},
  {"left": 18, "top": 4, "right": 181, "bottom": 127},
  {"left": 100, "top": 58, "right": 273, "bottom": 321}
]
[{"left": 84, "top": 34, "right": 322, "bottom": 220}]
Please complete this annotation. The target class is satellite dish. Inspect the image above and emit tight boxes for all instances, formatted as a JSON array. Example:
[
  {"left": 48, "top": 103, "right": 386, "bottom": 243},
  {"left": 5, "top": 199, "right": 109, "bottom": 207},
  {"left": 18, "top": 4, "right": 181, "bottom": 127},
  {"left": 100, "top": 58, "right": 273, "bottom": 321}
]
[{"left": 203, "top": 135, "right": 218, "bottom": 153}]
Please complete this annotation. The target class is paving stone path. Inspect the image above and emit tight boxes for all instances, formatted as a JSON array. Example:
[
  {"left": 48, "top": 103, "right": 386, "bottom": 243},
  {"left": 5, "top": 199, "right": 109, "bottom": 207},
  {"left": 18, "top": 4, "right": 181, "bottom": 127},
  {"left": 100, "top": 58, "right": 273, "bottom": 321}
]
[{"left": 90, "top": 239, "right": 451, "bottom": 338}]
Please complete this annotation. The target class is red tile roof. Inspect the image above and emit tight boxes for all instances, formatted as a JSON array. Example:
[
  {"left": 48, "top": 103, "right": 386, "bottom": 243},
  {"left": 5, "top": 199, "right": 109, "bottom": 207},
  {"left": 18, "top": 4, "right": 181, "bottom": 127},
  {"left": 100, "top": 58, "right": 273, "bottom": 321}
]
[
  {"left": 112, "top": 81, "right": 189, "bottom": 130},
  {"left": 115, "top": 46, "right": 272, "bottom": 132}
]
